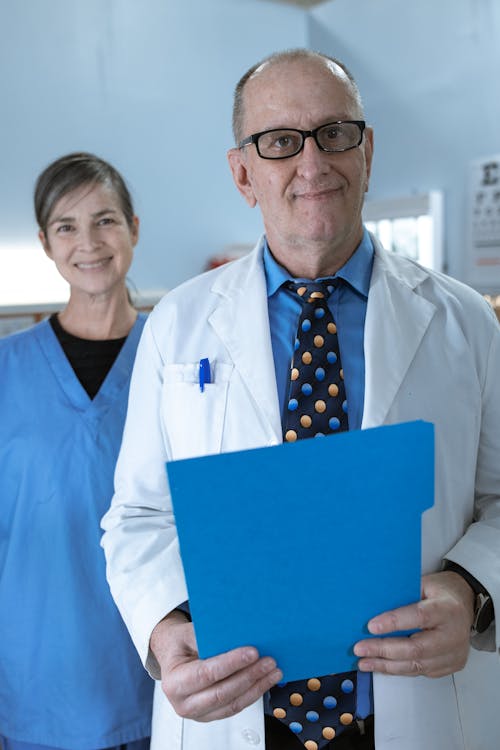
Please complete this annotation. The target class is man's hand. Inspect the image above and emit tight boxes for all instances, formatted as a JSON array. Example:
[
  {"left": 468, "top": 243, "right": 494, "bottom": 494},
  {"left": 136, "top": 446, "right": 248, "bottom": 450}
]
[
  {"left": 150, "top": 610, "right": 283, "bottom": 721},
  {"left": 353, "top": 571, "right": 475, "bottom": 678}
]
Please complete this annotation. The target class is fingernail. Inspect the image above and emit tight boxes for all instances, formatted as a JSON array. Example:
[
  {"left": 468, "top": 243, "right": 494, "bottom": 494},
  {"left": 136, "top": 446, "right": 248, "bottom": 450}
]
[
  {"left": 242, "top": 647, "right": 259, "bottom": 663},
  {"left": 354, "top": 645, "right": 367, "bottom": 657},
  {"left": 261, "top": 657, "right": 277, "bottom": 670}
]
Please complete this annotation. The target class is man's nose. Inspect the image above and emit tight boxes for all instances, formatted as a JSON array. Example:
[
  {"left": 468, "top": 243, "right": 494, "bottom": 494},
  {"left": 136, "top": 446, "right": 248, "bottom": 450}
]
[
  {"left": 302, "top": 133, "right": 321, "bottom": 151},
  {"left": 296, "top": 134, "right": 330, "bottom": 174}
]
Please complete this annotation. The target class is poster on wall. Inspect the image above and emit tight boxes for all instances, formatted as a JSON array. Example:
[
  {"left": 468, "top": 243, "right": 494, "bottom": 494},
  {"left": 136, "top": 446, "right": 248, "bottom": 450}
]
[{"left": 466, "top": 155, "right": 500, "bottom": 289}]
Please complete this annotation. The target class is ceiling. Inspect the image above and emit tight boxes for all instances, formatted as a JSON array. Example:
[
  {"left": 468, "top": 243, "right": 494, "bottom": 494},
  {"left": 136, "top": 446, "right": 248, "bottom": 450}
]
[{"left": 263, "top": 0, "right": 330, "bottom": 7}]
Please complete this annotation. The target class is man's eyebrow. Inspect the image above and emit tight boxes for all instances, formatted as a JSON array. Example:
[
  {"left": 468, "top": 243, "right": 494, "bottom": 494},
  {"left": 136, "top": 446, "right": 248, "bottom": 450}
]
[{"left": 258, "top": 116, "right": 353, "bottom": 131}]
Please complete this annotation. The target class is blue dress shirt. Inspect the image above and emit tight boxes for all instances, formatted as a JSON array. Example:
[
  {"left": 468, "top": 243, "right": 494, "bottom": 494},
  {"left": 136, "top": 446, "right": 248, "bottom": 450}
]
[{"left": 264, "top": 229, "right": 374, "bottom": 431}]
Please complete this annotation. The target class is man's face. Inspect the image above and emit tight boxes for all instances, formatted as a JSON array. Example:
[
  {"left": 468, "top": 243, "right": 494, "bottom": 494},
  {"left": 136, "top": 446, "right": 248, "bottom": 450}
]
[{"left": 228, "top": 58, "right": 373, "bottom": 272}]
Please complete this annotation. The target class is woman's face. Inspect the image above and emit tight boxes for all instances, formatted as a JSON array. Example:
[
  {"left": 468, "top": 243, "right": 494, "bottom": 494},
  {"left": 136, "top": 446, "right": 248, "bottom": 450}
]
[{"left": 39, "top": 181, "right": 139, "bottom": 300}]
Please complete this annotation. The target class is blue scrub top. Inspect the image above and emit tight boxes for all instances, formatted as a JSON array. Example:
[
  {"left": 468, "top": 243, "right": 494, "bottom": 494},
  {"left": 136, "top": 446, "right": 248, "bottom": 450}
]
[{"left": 0, "top": 315, "right": 153, "bottom": 749}]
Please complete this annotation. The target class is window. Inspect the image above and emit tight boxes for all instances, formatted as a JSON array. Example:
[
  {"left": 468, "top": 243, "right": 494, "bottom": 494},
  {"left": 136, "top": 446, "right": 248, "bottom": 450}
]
[
  {"left": 0, "top": 242, "right": 69, "bottom": 307},
  {"left": 363, "top": 191, "right": 444, "bottom": 271}
]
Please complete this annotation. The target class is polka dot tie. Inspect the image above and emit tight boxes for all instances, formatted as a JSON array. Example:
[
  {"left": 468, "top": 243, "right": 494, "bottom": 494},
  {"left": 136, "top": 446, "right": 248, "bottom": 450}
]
[
  {"left": 283, "top": 280, "right": 348, "bottom": 442},
  {"left": 269, "top": 674, "right": 358, "bottom": 749},
  {"left": 269, "top": 280, "right": 357, "bottom": 749}
]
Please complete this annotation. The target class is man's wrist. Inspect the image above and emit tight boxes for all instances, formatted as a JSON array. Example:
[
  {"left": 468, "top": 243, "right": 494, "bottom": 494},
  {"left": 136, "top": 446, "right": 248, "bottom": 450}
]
[
  {"left": 149, "top": 609, "right": 190, "bottom": 664},
  {"left": 443, "top": 561, "right": 494, "bottom": 634},
  {"left": 175, "top": 600, "right": 192, "bottom": 621}
]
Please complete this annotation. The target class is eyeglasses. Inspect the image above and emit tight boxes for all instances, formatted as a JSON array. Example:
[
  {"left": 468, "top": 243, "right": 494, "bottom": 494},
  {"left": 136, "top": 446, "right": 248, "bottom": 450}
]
[{"left": 238, "top": 120, "right": 366, "bottom": 160}]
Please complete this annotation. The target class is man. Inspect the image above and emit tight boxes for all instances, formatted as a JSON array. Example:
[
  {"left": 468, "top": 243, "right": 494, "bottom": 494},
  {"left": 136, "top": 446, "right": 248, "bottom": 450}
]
[{"left": 101, "top": 49, "right": 500, "bottom": 750}]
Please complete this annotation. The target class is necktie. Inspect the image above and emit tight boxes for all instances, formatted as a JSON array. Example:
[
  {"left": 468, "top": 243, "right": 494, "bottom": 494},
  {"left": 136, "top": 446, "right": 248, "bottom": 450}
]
[
  {"left": 269, "top": 280, "right": 357, "bottom": 750},
  {"left": 283, "top": 280, "right": 348, "bottom": 441}
]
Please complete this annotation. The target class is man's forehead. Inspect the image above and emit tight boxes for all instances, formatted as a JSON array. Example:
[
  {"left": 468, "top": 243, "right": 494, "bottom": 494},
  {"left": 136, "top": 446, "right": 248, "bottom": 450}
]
[
  {"left": 242, "top": 57, "right": 354, "bottom": 127},
  {"left": 248, "top": 56, "right": 349, "bottom": 87}
]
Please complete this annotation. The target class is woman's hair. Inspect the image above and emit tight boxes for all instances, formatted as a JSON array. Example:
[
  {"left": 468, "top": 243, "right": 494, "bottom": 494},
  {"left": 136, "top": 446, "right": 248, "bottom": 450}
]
[{"left": 34, "top": 152, "right": 135, "bottom": 234}]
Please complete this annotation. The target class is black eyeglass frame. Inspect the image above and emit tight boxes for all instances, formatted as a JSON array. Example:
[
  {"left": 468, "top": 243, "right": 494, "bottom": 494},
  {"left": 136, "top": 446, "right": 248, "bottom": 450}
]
[{"left": 237, "top": 120, "right": 366, "bottom": 160}]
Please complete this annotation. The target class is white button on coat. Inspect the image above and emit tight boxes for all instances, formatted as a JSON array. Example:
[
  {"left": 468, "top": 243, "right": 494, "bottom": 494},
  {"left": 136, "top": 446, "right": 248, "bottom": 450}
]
[{"left": 241, "top": 728, "right": 261, "bottom": 745}]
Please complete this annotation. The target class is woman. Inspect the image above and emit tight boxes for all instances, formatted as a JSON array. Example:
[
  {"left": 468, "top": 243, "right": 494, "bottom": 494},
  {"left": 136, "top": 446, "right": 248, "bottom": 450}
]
[{"left": 0, "top": 153, "right": 153, "bottom": 750}]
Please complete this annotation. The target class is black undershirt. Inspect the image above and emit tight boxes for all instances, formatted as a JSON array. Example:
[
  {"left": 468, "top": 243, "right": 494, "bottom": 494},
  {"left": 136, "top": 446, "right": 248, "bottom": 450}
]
[{"left": 50, "top": 314, "right": 126, "bottom": 399}]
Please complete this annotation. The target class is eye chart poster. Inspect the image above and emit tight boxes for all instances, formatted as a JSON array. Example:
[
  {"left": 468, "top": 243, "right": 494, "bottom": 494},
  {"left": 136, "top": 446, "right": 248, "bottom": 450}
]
[{"left": 466, "top": 155, "right": 500, "bottom": 289}]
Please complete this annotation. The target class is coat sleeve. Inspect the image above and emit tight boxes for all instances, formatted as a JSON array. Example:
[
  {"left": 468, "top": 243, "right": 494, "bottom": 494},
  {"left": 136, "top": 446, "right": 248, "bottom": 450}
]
[
  {"left": 101, "top": 313, "right": 188, "bottom": 678},
  {"left": 444, "top": 305, "right": 500, "bottom": 653}
]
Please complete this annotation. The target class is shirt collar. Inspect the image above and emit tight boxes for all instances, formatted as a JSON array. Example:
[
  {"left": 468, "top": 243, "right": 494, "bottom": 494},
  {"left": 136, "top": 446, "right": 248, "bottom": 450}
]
[{"left": 263, "top": 228, "right": 374, "bottom": 299}]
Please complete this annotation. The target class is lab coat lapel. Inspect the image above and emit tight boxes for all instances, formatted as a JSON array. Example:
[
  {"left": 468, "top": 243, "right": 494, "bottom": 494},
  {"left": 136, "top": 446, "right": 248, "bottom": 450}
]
[
  {"left": 207, "top": 238, "right": 436, "bottom": 438},
  {"left": 208, "top": 245, "right": 282, "bottom": 443},
  {"left": 362, "top": 241, "right": 437, "bottom": 428}
]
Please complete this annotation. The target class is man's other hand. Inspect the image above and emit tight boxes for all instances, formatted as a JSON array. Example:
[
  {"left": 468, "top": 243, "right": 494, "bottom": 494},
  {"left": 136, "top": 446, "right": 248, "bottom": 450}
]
[
  {"left": 353, "top": 571, "right": 475, "bottom": 678},
  {"left": 150, "top": 610, "right": 283, "bottom": 721}
]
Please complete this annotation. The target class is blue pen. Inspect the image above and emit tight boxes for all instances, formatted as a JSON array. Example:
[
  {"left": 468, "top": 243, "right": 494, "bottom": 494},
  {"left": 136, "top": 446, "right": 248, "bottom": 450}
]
[{"left": 199, "top": 358, "right": 211, "bottom": 392}]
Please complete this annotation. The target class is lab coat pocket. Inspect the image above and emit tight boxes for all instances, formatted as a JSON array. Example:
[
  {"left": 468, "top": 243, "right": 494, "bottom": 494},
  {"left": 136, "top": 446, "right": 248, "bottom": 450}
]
[{"left": 161, "top": 361, "right": 234, "bottom": 460}]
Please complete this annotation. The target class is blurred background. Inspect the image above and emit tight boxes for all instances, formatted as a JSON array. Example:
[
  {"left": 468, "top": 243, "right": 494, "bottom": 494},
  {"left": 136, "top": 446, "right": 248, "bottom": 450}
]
[{"left": 1, "top": 0, "right": 499, "bottom": 329}]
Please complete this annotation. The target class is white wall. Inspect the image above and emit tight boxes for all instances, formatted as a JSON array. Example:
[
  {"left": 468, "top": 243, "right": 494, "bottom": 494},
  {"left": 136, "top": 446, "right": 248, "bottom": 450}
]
[
  {"left": 0, "top": 0, "right": 306, "bottom": 300},
  {"left": 309, "top": 0, "right": 500, "bottom": 285}
]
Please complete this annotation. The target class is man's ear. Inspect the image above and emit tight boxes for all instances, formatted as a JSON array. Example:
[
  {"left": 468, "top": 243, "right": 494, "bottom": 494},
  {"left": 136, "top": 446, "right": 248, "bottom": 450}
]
[
  {"left": 227, "top": 148, "right": 257, "bottom": 208},
  {"left": 39, "top": 230, "right": 52, "bottom": 259},
  {"left": 363, "top": 126, "right": 374, "bottom": 193}
]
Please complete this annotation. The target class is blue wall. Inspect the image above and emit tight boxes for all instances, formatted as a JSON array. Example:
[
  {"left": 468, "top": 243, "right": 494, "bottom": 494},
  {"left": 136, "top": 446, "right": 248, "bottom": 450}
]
[
  {"left": 0, "top": 0, "right": 305, "bottom": 295},
  {"left": 309, "top": 0, "right": 500, "bottom": 283},
  {"left": 1, "top": 0, "right": 499, "bottom": 298}
]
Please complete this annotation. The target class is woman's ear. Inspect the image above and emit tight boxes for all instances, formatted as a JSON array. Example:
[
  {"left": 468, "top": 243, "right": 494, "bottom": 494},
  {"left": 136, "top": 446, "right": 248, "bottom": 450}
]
[
  {"left": 39, "top": 229, "right": 52, "bottom": 259},
  {"left": 130, "top": 215, "right": 140, "bottom": 246}
]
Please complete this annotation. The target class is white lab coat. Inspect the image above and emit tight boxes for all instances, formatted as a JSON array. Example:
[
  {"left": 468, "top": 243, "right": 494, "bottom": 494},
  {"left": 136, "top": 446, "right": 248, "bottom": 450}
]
[{"left": 102, "top": 236, "right": 500, "bottom": 750}]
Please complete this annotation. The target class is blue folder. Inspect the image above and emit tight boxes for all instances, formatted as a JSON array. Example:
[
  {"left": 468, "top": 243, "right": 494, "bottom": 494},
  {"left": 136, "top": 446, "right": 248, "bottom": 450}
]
[{"left": 167, "top": 420, "right": 434, "bottom": 680}]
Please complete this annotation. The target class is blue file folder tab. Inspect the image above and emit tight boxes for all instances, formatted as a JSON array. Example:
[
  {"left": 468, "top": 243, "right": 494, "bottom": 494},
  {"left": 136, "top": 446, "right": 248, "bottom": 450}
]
[{"left": 167, "top": 420, "right": 434, "bottom": 680}]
